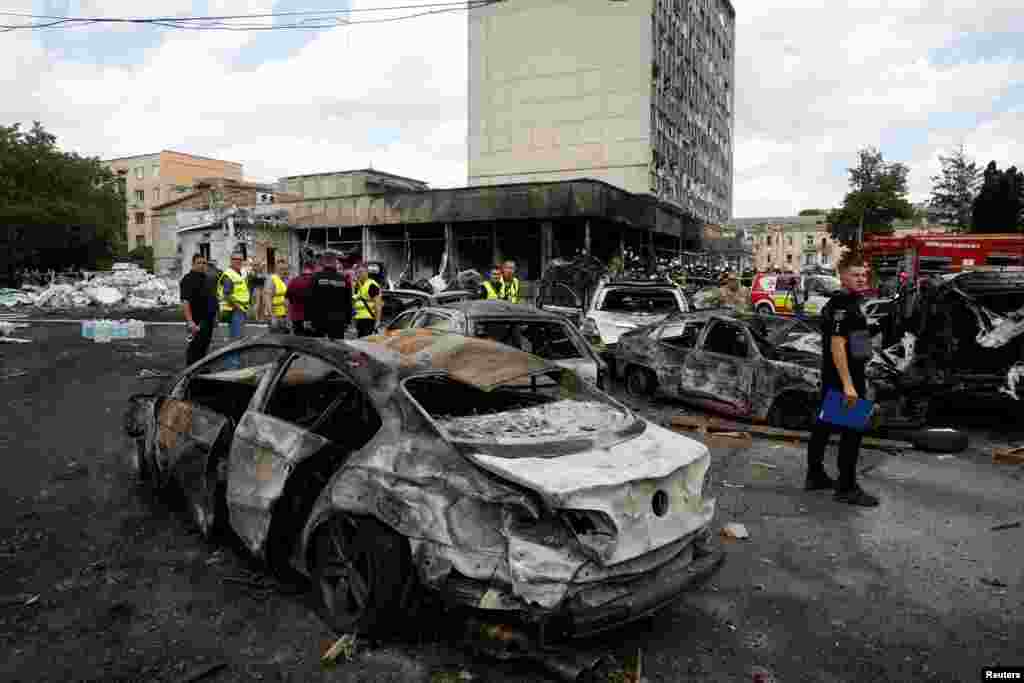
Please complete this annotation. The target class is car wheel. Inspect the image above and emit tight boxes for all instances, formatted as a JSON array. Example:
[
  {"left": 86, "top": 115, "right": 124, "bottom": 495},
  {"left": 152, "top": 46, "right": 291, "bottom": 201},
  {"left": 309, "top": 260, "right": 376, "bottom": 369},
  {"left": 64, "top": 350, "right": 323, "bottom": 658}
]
[
  {"left": 910, "top": 428, "right": 968, "bottom": 454},
  {"left": 626, "top": 366, "right": 656, "bottom": 397},
  {"left": 768, "top": 393, "right": 816, "bottom": 431},
  {"left": 312, "top": 515, "right": 412, "bottom": 637},
  {"left": 605, "top": 356, "right": 617, "bottom": 382},
  {"left": 756, "top": 303, "right": 774, "bottom": 315}
]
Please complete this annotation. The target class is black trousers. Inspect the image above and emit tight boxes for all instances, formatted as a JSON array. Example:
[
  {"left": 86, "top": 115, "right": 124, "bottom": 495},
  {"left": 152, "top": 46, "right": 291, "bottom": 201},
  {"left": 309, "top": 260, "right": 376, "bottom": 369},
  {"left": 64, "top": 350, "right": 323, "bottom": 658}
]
[
  {"left": 355, "top": 319, "right": 376, "bottom": 338},
  {"left": 291, "top": 320, "right": 313, "bottom": 336},
  {"left": 317, "top": 318, "right": 350, "bottom": 340},
  {"left": 807, "top": 385, "right": 865, "bottom": 492},
  {"left": 186, "top": 317, "right": 216, "bottom": 366}
]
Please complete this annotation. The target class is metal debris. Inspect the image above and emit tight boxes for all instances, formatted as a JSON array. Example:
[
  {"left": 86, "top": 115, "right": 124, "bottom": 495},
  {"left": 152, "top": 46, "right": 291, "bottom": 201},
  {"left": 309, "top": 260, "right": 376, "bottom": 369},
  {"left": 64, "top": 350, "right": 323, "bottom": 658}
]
[
  {"left": 721, "top": 523, "right": 750, "bottom": 540},
  {"left": 321, "top": 634, "right": 358, "bottom": 665},
  {"left": 991, "top": 521, "right": 1022, "bottom": 532}
]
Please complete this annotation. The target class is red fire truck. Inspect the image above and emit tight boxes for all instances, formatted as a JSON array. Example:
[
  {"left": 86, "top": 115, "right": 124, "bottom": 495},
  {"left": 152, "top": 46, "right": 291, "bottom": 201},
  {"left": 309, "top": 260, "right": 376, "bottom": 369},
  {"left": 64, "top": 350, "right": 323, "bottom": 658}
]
[{"left": 863, "top": 233, "right": 1024, "bottom": 292}]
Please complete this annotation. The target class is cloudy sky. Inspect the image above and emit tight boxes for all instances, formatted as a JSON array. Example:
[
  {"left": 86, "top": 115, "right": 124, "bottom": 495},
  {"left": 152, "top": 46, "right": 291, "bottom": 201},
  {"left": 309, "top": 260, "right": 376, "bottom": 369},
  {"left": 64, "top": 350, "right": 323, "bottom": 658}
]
[{"left": 2, "top": 0, "right": 1023, "bottom": 218}]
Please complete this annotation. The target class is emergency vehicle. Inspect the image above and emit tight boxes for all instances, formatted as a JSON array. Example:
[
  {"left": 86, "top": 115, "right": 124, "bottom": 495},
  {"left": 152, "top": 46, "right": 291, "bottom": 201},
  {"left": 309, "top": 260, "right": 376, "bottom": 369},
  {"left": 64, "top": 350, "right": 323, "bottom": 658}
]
[{"left": 863, "top": 233, "right": 1024, "bottom": 292}]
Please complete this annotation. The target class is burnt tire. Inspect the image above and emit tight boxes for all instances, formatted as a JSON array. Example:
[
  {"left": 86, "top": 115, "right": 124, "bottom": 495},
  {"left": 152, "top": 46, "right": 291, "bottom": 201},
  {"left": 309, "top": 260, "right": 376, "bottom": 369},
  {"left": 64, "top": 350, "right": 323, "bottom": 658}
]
[
  {"left": 910, "top": 427, "right": 969, "bottom": 454},
  {"left": 625, "top": 365, "right": 656, "bottom": 397},
  {"left": 312, "top": 515, "right": 412, "bottom": 637},
  {"left": 768, "top": 393, "right": 817, "bottom": 431}
]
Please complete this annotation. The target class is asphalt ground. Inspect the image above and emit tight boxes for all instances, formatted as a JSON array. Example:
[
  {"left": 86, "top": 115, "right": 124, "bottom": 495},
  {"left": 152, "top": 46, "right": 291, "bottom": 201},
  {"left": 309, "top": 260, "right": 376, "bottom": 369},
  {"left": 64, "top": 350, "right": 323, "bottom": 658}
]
[{"left": 1, "top": 318, "right": 1022, "bottom": 682}]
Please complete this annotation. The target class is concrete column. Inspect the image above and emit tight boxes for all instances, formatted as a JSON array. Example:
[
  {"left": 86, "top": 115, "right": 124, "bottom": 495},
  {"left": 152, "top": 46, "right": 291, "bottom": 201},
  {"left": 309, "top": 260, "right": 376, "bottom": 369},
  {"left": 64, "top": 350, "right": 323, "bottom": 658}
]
[
  {"left": 361, "top": 226, "right": 370, "bottom": 261},
  {"left": 491, "top": 222, "right": 500, "bottom": 266},
  {"left": 540, "top": 221, "right": 553, "bottom": 270},
  {"left": 584, "top": 220, "right": 591, "bottom": 255},
  {"left": 444, "top": 223, "right": 455, "bottom": 278}
]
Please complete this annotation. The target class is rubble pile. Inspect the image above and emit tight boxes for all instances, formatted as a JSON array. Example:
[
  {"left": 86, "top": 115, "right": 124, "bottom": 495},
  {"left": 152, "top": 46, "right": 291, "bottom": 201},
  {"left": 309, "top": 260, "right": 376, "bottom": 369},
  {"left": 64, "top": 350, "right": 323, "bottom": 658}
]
[{"left": 7, "top": 263, "right": 180, "bottom": 310}]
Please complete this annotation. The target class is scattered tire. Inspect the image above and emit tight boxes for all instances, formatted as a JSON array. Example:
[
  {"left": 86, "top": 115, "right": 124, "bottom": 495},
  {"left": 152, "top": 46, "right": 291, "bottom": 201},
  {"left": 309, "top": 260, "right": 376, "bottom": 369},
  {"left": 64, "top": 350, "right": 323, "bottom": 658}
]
[
  {"left": 312, "top": 515, "right": 412, "bottom": 637},
  {"left": 625, "top": 365, "right": 655, "bottom": 397},
  {"left": 910, "top": 427, "right": 969, "bottom": 454}
]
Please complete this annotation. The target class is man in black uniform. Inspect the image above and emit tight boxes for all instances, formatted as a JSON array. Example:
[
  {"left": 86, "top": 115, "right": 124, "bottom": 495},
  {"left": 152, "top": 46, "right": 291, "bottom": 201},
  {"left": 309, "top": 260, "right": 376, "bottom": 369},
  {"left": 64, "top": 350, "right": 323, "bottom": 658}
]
[
  {"left": 308, "top": 250, "right": 352, "bottom": 339},
  {"left": 180, "top": 253, "right": 219, "bottom": 366},
  {"left": 805, "top": 250, "right": 879, "bottom": 507}
]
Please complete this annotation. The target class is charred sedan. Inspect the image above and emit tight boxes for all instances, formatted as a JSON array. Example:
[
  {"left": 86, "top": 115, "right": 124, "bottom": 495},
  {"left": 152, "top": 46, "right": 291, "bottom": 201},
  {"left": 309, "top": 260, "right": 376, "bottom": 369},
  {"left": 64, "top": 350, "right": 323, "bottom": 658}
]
[
  {"left": 125, "top": 332, "right": 722, "bottom": 641},
  {"left": 614, "top": 311, "right": 825, "bottom": 429}
]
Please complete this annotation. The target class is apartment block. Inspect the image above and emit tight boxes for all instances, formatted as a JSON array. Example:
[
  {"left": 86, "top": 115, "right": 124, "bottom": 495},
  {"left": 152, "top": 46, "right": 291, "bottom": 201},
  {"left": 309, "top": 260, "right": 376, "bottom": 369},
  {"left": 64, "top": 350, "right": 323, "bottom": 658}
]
[
  {"left": 729, "top": 215, "right": 841, "bottom": 272},
  {"left": 468, "top": 0, "right": 735, "bottom": 224},
  {"left": 102, "top": 151, "right": 243, "bottom": 248}
]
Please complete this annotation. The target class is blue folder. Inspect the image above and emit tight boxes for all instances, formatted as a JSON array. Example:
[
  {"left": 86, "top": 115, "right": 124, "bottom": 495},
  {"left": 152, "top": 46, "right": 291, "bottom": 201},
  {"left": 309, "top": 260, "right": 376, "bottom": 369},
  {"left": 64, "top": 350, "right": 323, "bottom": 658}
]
[{"left": 819, "top": 389, "right": 874, "bottom": 431}]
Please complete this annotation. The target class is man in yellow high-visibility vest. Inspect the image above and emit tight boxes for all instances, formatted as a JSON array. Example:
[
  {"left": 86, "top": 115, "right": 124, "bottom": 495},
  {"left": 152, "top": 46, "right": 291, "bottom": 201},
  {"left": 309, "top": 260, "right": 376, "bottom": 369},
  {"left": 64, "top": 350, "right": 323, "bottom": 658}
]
[
  {"left": 500, "top": 260, "right": 521, "bottom": 304},
  {"left": 352, "top": 263, "right": 383, "bottom": 337},
  {"left": 216, "top": 252, "right": 250, "bottom": 367},
  {"left": 479, "top": 266, "right": 503, "bottom": 300},
  {"left": 268, "top": 260, "right": 289, "bottom": 333}
]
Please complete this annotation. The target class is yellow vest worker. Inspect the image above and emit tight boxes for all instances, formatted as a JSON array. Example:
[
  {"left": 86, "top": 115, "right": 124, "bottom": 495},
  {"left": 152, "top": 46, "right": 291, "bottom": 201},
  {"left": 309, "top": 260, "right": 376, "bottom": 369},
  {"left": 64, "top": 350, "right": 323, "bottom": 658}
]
[
  {"left": 481, "top": 280, "right": 501, "bottom": 299},
  {"left": 353, "top": 275, "right": 382, "bottom": 338},
  {"left": 217, "top": 268, "right": 250, "bottom": 314},
  {"left": 502, "top": 277, "right": 521, "bottom": 304},
  {"left": 270, "top": 274, "right": 287, "bottom": 317}
]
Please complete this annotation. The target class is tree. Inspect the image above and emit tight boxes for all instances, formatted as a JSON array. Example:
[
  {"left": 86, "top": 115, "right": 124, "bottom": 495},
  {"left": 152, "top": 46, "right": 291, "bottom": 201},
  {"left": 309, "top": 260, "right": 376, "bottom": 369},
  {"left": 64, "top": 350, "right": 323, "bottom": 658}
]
[
  {"left": 0, "top": 121, "right": 126, "bottom": 282},
  {"left": 971, "top": 162, "right": 1024, "bottom": 233},
  {"left": 798, "top": 209, "right": 826, "bottom": 216},
  {"left": 928, "top": 144, "right": 980, "bottom": 232},
  {"left": 826, "top": 147, "right": 915, "bottom": 247}
]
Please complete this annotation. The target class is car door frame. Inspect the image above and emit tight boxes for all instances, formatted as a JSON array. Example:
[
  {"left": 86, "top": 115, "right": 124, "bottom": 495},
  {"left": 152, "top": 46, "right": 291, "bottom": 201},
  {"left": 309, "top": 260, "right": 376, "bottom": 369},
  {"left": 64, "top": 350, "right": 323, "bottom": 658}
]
[
  {"left": 681, "top": 317, "right": 758, "bottom": 416},
  {"left": 649, "top": 318, "right": 706, "bottom": 394},
  {"left": 155, "top": 344, "right": 288, "bottom": 537},
  {"left": 223, "top": 350, "right": 375, "bottom": 562}
]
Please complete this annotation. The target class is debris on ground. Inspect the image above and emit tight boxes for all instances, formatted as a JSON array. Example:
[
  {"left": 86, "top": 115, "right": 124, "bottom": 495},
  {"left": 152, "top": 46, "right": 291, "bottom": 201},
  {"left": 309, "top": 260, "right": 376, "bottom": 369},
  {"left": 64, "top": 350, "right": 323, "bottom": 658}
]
[
  {"left": 8, "top": 262, "right": 179, "bottom": 311},
  {"left": 137, "top": 369, "right": 171, "bottom": 379},
  {"left": 430, "top": 671, "right": 475, "bottom": 683},
  {"left": 1, "top": 369, "right": 29, "bottom": 380},
  {"left": 721, "top": 523, "right": 750, "bottom": 540},
  {"left": 321, "top": 634, "right": 359, "bottom": 665},
  {"left": 992, "top": 446, "right": 1024, "bottom": 465},
  {"left": 991, "top": 521, "right": 1022, "bottom": 531},
  {"left": 979, "top": 577, "right": 1008, "bottom": 588}
]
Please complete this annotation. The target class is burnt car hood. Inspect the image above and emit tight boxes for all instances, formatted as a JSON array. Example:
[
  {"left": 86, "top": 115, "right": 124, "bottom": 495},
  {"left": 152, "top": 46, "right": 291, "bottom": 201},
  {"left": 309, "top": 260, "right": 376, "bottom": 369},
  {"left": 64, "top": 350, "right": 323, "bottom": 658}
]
[{"left": 463, "top": 422, "right": 715, "bottom": 566}]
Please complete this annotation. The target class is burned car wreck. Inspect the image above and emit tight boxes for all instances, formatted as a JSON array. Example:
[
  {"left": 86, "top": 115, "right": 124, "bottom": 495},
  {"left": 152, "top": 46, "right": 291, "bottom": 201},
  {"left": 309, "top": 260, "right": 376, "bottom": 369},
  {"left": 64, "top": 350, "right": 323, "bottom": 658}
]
[
  {"left": 125, "top": 332, "right": 722, "bottom": 645},
  {"left": 615, "top": 271, "right": 1024, "bottom": 431}
]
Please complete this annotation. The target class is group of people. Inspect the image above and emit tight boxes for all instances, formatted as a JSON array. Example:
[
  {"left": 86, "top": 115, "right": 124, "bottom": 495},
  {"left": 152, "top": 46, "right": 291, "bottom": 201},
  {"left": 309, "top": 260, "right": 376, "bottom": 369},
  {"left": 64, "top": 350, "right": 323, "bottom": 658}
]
[
  {"left": 477, "top": 261, "right": 521, "bottom": 303},
  {"left": 179, "top": 250, "right": 385, "bottom": 366}
]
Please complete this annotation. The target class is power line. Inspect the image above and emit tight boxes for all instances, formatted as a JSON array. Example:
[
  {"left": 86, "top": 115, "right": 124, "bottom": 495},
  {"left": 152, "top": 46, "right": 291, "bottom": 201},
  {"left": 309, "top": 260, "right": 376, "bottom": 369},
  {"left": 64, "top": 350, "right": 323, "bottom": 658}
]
[{"left": 0, "top": 0, "right": 501, "bottom": 32}]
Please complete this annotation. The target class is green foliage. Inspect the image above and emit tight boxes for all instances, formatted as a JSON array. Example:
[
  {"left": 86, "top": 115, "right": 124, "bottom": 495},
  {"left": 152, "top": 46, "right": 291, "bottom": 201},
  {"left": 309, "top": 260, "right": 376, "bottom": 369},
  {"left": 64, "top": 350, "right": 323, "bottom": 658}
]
[
  {"left": 128, "top": 245, "right": 154, "bottom": 272},
  {"left": 827, "top": 147, "right": 914, "bottom": 247},
  {"left": 0, "top": 121, "right": 126, "bottom": 279},
  {"left": 971, "top": 161, "right": 1024, "bottom": 233},
  {"left": 798, "top": 208, "right": 827, "bottom": 216},
  {"left": 929, "top": 144, "right": 980, "bottom": 232}
]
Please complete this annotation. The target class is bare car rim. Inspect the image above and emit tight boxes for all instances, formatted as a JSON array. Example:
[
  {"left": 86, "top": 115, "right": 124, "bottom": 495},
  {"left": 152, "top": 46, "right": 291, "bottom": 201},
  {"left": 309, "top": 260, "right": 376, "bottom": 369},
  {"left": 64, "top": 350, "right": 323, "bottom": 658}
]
[
  {"left": 626, "top": 366, "right": 653, "bottom": 396},
  {"left": 313, "top": 516, "right": 410, "bottom": 636}
]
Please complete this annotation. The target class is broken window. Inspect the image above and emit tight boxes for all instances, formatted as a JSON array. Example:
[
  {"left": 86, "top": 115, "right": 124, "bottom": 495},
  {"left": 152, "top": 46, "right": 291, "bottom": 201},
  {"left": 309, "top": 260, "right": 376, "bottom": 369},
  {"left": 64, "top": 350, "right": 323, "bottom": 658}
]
[
  {"left": 658, "top": 320, "right": 706, "bottom": 349},
  {"left": 473, "top": 320, "right": 583, "bottom": 360},
  {"left": 386, "top": 310, "right": 420, "bottom": 332},
  {"left": 182, "top": 347, "right": 287, "bottom": 421},
  {"left": 418, "top": 312, "right": 456, "bottom": 332},
  {"left": 381, "top": 292, "right": 425, "bottom": 324},
  {"left": 702, "top": 320, "right": 750, "bottom": 358},
  {"left": 264, "top": 354, "right": 382, "bottom": 448},
  {"left": 403, "top": 370, "right": 633, "bottom": 445},
  {"left": 598, "top": 288, "right": 681, "bottom": 314}
]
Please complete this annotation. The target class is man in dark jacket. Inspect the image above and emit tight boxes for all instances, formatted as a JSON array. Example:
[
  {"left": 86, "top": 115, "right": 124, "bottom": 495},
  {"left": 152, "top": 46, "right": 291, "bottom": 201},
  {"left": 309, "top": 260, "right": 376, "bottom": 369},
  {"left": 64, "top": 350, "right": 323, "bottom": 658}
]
[
  {"left": 285, "top": 262, "right": 316, "bottom": 335},
  {"left": 805, "top": 251, "right": 878, "bottom": 507},
  {"left": 180, "top": 253, "right": 219, "bottom": 366},
  {"left": 308, "top": 251, "right": 352, "bottom": 339}
]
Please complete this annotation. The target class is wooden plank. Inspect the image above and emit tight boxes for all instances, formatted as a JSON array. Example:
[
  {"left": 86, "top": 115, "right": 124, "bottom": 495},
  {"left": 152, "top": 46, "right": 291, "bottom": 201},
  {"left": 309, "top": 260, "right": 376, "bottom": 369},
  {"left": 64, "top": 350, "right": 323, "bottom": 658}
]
[{"left": 670, "top": 414, "right": 912, "bottom": 451}]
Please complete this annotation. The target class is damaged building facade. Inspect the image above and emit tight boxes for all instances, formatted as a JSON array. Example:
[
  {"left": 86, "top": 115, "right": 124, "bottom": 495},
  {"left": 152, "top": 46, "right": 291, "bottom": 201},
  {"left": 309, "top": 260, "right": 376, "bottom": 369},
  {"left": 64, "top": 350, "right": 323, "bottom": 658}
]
[
  {"left": 284, "top": 178, "right": 705, "bottom": 300},
  {"left": 468, "top": 0, "right": 734, "bottom": 225}
]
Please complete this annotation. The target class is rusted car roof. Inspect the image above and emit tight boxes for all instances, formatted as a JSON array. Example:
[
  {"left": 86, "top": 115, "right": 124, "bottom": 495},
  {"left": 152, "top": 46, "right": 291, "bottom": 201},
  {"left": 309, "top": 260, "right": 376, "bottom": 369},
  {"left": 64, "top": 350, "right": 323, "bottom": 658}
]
[
  {"left": 221, "top": 332, "right": 558, "bottom": 392},
  {"left": 434, "top": 300, "right": 569, "bottom": 320}
]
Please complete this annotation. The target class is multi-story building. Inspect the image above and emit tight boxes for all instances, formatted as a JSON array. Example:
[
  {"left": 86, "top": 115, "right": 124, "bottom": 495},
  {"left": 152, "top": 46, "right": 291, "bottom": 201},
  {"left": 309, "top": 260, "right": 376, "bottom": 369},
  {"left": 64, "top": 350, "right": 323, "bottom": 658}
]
[
  {"left": 467, "top": 0, "right": 735, "bottom": 225},
  {"left": 102, "top": 151, "right": 243, "bottom": 248},
  {"left": 729, "top": 215, "right": 841, "bottom": 272},
  {"left": 277, "top": 169, "right": 429, "bottom": 199}
]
